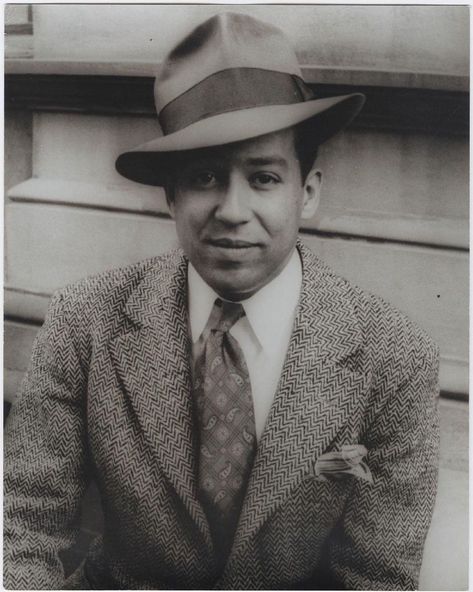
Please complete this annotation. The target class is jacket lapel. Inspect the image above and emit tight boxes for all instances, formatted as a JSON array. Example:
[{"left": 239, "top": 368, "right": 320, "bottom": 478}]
[
  {"left": 225, "top": 242, "right": 371, "bottom": 568},
  {"left": 108, "top": 250, "right": 212, "bottom": 547}
]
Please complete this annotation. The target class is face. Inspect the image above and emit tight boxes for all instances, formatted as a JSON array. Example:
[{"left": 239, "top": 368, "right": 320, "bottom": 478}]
[{"left": 168, "top": 128, "right": 320, "bottom": 301}]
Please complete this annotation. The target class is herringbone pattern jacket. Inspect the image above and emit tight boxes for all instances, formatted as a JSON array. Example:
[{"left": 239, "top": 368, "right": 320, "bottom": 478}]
[{"left": 4, "top": 241, "right": 440, "bottom": 590}]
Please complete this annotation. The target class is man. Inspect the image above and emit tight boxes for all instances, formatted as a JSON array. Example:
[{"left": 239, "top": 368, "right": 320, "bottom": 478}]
[{"left": 4, "top": 12, "right": 440, "bottom": 590}]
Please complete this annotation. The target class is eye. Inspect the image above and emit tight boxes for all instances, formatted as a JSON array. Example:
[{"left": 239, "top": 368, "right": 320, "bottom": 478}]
[
  {"left": 251, "top": 172, "right": 281, "bottom": 188},
  {"left": 189, "top": 171, "right": 218, "bottom": 189}
]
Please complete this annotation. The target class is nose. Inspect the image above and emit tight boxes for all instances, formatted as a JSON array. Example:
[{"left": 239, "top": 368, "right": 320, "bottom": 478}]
[{"left": 214, "top": 175, "right": 251, "bottom": 225}]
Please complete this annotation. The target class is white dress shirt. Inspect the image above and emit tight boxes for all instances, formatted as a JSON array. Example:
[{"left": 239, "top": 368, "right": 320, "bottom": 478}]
[{"left": 188, "top": 249, "right": 302, "bottom": 440}]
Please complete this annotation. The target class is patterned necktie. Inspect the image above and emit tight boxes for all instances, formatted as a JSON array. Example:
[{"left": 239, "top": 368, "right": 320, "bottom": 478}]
[{"left": 193, "top": 298, "right": 257, "bottom": 567}]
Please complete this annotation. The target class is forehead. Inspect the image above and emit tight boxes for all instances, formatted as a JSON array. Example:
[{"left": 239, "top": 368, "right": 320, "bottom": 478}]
[{"left": 175, "top": 127, "right": 298, "bottom": 170}]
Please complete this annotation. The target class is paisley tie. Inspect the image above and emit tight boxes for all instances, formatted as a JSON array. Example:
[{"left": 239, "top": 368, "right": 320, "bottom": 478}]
[{"left": 193, "top": 298, "right": 257, "bottom": 568}]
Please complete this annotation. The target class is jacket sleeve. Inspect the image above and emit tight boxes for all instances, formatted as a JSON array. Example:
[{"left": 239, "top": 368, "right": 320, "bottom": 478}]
[
  {"left": 4, "top": 290, "right": 90, "bottom": 590},
  {"left": 328, "top": 343, "right": 440, "bottom": 590}
]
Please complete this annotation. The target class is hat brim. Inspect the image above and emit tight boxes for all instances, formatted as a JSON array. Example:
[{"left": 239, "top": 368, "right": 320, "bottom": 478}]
[{"left": 115, "top": 93, "right": 365, "bottom": 187}]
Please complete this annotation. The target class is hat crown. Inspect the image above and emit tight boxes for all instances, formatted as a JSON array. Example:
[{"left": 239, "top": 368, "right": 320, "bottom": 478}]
[
  {"left": 155, "top": 12, "right": 302, "bottom": 111},
  {"left": 115, "top": 11, "right": 365, "bottom": 186}
]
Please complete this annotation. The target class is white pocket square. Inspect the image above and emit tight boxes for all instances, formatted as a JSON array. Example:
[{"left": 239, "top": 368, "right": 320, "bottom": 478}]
[{"left": 314, "top": 444, "right": 373, "bottom": 483}]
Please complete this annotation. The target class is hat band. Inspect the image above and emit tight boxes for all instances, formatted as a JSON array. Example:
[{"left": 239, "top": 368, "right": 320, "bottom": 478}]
[{"left": 158, "top": 68, "right": 313, "bottom": 136}]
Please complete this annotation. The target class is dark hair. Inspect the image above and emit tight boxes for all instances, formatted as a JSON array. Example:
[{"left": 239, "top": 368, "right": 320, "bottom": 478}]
[{"left": 293, "top": 122, "right": 318, "bottom": 185}]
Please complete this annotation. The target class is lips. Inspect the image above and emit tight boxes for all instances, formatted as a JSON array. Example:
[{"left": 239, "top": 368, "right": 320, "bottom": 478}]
[{"left": 206, "top": 238, "right": 258, "bottom": 248}]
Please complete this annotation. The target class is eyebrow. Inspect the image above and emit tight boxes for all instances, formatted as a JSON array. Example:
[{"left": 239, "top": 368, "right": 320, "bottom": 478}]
[
  {"left": 177, "top": 154, "right": 289, "bottom": 173},
  {"left": 243, "top": 156, "right": 288, "bottom": 168}
]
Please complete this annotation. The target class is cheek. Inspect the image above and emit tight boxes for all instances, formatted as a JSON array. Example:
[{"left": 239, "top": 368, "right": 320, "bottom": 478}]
[
  {"left": 172, "top": 198, "right": 205, "bottom": 231},
  {"left": 263, "top": 195, "right": 303, "bottom": 236}
]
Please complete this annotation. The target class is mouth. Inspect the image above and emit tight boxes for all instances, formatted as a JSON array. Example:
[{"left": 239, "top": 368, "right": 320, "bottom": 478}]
[{"left": 205, "top": 238, "right": 259, "bottom": 249}]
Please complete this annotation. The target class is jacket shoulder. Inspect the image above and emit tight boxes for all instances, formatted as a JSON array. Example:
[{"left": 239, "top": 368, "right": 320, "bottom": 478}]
[
  {"left": 336, "top": 277, "right": 440, "bottom": 417},
  {"left": 349, "top": 281, "right": 439, "bottom": 370},
  {"left": 310, "top": 259, "right": 441, "bottom": 421},
  {"left": 301, "top": 243, "right": 439, "bottom": 373},
  {"left": 47, "top": 249, "right": 183, "bottom": 332}
]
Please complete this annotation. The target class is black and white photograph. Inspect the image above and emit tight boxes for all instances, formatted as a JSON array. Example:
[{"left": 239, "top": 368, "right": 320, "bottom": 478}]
[{"left": 3, "top": 4, "right": 469, "bottom": 590}]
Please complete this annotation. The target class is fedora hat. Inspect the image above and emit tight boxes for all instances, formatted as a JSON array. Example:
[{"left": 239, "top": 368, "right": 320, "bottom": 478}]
[{"left": 116, "top": 12, "right": 365, "bottom": 186}]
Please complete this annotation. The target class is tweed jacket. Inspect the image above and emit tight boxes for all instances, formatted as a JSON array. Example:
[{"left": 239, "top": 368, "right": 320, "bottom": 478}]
[{"left": 4, "top": 241, "right": 440, "bottom": 590}]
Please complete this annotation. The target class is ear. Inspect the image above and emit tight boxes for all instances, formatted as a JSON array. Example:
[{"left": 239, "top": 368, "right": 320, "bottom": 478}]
[{"left": 300, "top": 168, "right": 322, "bottom": 220}]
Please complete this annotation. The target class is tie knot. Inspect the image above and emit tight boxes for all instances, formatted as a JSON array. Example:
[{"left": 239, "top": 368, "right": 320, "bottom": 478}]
[{"left": 210, "top": 299, "right": 245, "bottom": 333}]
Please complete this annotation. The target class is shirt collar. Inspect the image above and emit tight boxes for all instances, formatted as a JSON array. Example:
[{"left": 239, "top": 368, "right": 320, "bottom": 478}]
[
  {"left": 188, "top": 249, "right": 302, "bottom": 352},
  {"left": 242, "top": 250, "right": 302, "bottom": 353},
  {"left": 188, "top": 264, "right": 219, "bottom": 344}
]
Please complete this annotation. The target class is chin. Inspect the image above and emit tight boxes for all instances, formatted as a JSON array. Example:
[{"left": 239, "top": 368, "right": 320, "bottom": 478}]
[{"left": 209, "top": 276, "right": 260, "bottom": 302}]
